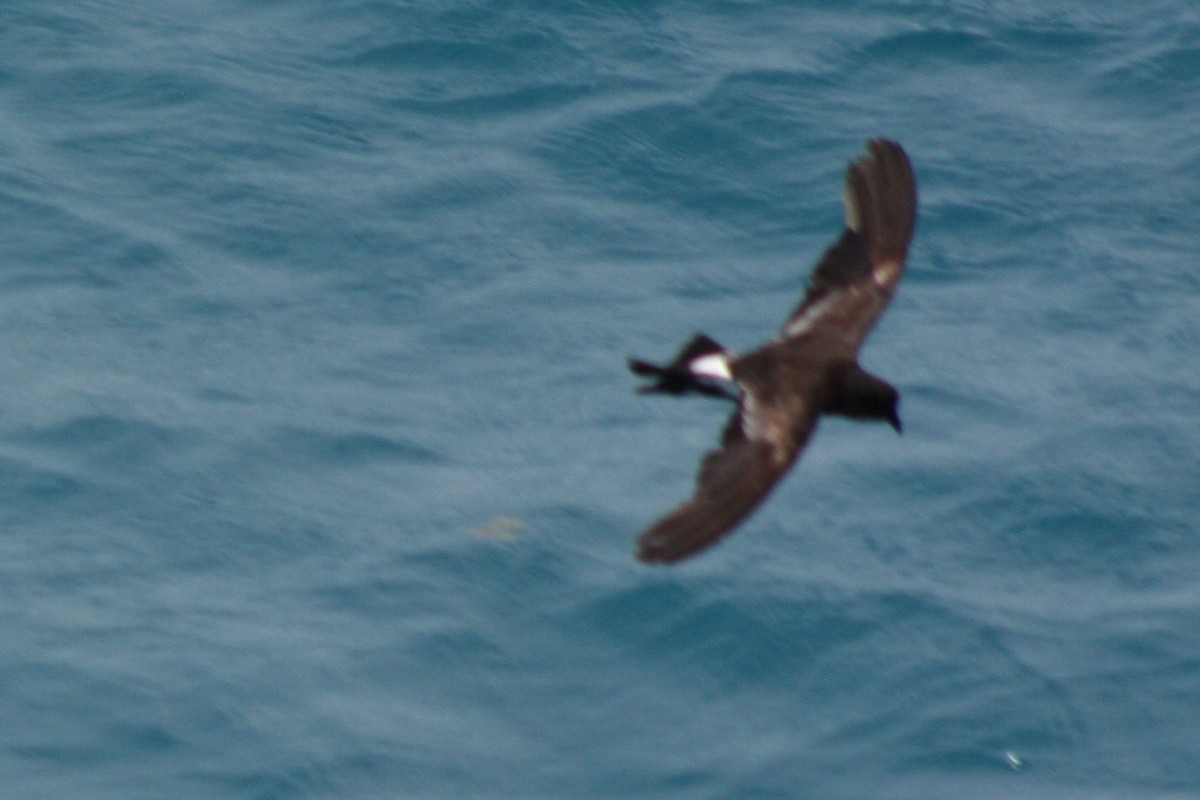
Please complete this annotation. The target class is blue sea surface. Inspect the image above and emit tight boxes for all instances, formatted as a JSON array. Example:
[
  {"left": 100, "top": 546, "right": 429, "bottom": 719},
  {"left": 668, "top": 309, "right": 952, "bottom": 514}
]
[{"left": 2, "top": 2, "right": 1199, "bottom": 798}]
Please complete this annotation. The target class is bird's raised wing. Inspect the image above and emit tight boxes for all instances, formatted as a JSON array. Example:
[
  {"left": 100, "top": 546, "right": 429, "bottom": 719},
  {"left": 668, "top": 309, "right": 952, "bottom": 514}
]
[
  {"left": 636, "top": 390, "right": 819, "bottom": 564},
  {"left": 779, "top": 139, "right": 917, "bottom": 356}
]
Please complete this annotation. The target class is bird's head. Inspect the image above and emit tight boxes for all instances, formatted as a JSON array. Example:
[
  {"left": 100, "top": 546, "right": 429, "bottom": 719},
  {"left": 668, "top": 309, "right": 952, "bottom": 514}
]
[{"left": 828, "top": 361, "right": 902, "bottom": 433}]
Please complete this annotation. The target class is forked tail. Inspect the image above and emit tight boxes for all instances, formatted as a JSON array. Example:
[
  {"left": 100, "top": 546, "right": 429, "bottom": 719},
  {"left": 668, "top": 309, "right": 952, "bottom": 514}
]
[{"left": 628, "top": 334, "right": 737, "bottom": 400}]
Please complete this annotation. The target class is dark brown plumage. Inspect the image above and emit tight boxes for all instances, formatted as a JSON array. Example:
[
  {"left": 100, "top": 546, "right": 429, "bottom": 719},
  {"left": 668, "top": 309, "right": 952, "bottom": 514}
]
[{"left": 629, "top": 139, "right": 918, "bottom": 564}]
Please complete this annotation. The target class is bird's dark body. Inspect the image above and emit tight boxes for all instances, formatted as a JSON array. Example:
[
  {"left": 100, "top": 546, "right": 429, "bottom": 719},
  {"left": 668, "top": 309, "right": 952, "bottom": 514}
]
[{"left": 629, "top": 139, "right": 918, "bottom": 564}]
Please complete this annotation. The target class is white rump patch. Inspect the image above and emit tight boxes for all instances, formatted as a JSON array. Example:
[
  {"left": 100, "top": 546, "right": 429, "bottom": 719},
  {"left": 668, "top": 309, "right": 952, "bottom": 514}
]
[{"left": 688, "top": 353, "right": 733, "bottom": 381}]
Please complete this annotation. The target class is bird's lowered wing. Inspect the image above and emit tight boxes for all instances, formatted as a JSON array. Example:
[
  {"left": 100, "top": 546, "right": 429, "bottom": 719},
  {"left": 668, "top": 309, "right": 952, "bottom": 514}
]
[{"left": 636, "top": 393, "right": 818, "bottom": 564}]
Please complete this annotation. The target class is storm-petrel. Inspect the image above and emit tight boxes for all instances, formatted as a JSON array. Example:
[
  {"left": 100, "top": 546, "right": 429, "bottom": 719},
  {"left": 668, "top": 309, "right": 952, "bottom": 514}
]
[{"left": 628, "top": 139, "right": 917, "bottom": 563}]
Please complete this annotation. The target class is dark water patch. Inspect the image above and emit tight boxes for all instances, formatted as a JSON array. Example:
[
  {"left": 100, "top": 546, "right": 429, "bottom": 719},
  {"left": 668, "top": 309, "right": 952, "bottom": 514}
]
[
  {"left": 1, "top": 658, "right": 183, "bottom": 775},
  {"left": 0, "top": 191, "right": 180, "bottom": 292},
  {"left": 265, "top": 424, "right": 445, "bottom": 468},
  {"left": 0, "top": 454, "right": 91, "bottom": 510},
  {"left": 11, "top": 413, "right": 189, "bottom": 468},
  {"left": 390, "top": 81, "right": 592, "bottom": 122},
  {"left": 533, "top": 97, "right": 800, "bottom": 237},
  {"left": 858, "top": 25, "right": 1007, "bottom": 65},
  {"left": 27, "top": 64, "right": 213, "bottom": 116},
  {"left": 1090, "top": 23, "right": 1200, "bottom": 113}
]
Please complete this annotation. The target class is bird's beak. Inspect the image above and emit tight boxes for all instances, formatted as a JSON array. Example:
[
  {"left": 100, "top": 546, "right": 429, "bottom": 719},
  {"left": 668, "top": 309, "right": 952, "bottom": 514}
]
[{"left": 889, "top": 412, "right": 903, "bottom": 435}]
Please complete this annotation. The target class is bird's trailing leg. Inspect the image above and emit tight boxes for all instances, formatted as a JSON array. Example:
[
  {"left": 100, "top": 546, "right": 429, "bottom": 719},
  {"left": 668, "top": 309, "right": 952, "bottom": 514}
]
[{"left": 628, "top": 334, "right": 739, "bottom": 401}]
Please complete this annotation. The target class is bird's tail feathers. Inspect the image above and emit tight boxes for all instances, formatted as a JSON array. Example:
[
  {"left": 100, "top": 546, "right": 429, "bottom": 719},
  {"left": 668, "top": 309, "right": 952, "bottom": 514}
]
[{"left": 628, "top": 334, "right": 735, "bottom": 399}]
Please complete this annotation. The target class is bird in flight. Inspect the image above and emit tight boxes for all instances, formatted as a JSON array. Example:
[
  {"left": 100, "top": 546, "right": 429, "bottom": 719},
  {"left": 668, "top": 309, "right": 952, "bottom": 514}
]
[{"left": 628, "top": 139, "right": 918, "bottom": 564}]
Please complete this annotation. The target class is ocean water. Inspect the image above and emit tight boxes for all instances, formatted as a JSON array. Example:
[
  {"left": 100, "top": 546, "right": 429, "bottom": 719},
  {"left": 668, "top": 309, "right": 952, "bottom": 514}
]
[{"left": 2, "top": 1, "right": 1199, "bottom": 798}]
